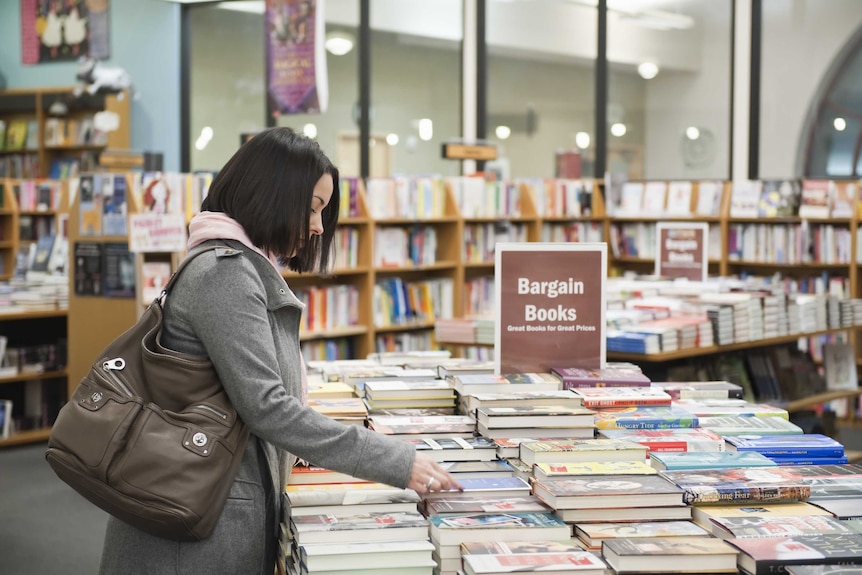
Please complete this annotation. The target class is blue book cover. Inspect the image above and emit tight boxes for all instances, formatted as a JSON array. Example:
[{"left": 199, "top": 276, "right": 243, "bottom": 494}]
[
  {"left": 451, "top": 476, "right": 532, "bottom": 493},
  {"left": 769, "top": 456, "right": 850, "bottom": 466},
  {"left": 725, "top": 434, "right": 845, "bottom": 458},
  {"left": 650, "top": 451, "right": 777, "bottom": 471},
  {"left": 594, "top": 405, "right": 698, "bottom": 430}
]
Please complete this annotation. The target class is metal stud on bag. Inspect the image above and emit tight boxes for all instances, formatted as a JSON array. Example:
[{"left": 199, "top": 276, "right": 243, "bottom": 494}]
[
  {"left": 192, "top": 432, "right": 208, "bottom": 447},
  {"left": 91, "top": 391, "right": 103, "bottom": 403}
]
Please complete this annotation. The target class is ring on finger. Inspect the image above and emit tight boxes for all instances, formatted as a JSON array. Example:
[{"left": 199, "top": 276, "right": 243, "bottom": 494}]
[{"left": 426, "top": 476, "right": 435, "bottom": 489}]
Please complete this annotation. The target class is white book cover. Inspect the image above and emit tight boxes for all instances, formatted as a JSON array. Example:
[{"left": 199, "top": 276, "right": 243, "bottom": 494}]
[
  {"left": 641, "top": 182, "right": 668, "bottom": 214},
  {"left": 666, "top": 181, "right": 693, "bottom": 216},
  {"left": 730, "top": 180, "right": 763, "bottom": 218}
]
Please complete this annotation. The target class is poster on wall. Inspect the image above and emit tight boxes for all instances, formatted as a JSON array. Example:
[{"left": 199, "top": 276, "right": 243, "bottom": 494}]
[
  {"left": 495, "top": 242, "right": 607, "bottom": 375},
  {"left": 21, "top": 0, "right": 110, "bottom": 65},
  {"left": 265, "top": 0, "right": 329, "bottom": 117}
]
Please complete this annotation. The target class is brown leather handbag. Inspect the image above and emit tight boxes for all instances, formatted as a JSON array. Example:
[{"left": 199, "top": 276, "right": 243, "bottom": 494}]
[{"left": 45, "top": 245, "right": 250, "bottom": 541}]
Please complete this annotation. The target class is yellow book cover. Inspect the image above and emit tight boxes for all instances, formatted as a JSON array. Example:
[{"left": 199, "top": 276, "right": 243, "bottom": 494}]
[{"left": 533, "top": 460, "right": 656, "bottom": 478}]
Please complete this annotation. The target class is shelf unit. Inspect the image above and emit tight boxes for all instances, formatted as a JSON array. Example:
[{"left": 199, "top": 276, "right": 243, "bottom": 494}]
[{"left": 0, "top": 86, "right": 129, "bottom": 179}]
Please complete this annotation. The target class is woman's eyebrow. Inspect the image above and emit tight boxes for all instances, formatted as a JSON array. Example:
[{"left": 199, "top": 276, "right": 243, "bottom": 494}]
[{"left": 313, "top": 195, "right": 326, "bottom": 206}]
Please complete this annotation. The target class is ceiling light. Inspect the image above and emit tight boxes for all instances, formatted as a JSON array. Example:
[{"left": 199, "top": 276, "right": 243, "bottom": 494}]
[
  {"left": 611, "top": 123, "right": 627, "bottom": 137},
  {"left": 195, "top": 126, "right": 213, "bottom": 151},
  {"left": 325, "top": 31, "right": 355, "bottom": 56},
  {"left": 386, "top": 133, "right": 399, "bottom": 146},
  {"left": 418, "top": 119, "right": 433, "bottom": 142},
  {"left": 834, "top": 117, "right": 847, "bottom": 132},
  {"left": 637, "top": 62, "right": 659, "bottom": 80},
  {"left": 685, "top": 126, "right": 700, "bottom": 140},
  {"left": 575, "top": 132, "right": 590, "bottom": 149},
  {"left": 215, "top": 1, "right": 264, "bottom": 14},
  {"left": 495, "top": 125, "right": 512, "bottom": 140},
  {"left": 303, "top": 123, "right": 317, "bottom": 139}
]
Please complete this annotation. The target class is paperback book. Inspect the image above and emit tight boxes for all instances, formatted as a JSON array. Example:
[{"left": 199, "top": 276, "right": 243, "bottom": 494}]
[
  {"left": 405, "top": 436, "right": 498, "bottom": 462},
  {"left": 698, "top": 415, "right": 803, "bottom": 436},
  {"left": 476, "top": 405, "right": 594, "bottom": 429},
  {"left": 289, "top": 511, "right": 429, "bottom": 545},
  {"left": 462, "top": 550, "right": 607, "bottom": 575},
  {"left": 423, "top": 476, "right": 532, "bottom": 500},
  {"left": 648, "top": 451, "right": 777, "bottom": 471},
  {"left": 572, "top": 386, "right": 671, "bottom": 407},
  {"left": 428, "top": 512, "right": 570, "bottom": 545},
  {"left": 724, "top": 434, "right": 845, "bottom": 458},
  {"left": 574, "top": 520, "right": 709, "bottom": 551},
  {"left": 297, "top": 540, "right": 435, "bottom": 572},
  {"left": 423, "top": 495, "right": 551, "bottom": 517},
  {"left": 651, "top": 380, "right": 744, "bottom": 400},
  {"left": 691, "top": 502, "right": 834, "bottom": 532},
  {"left": 602, "top": 536, "right": 739, "bottom": 574},
  {"left": 550, "top": 366, "right": 651, "bottom": 389},
  {"left": 532, "top": 460, "right": 656, "bottom": 479},
  {"left": 710, "top": 514, "right": 852, "bottom": 540},
  {"left": 449, "top": 372, "right": 562, "bottom": 395},
  {"left": 592, "top": 405, "right": 699, "bottom": 430},
  {"left": 598, "top": 427, "right": 725, "bottom": 453}
]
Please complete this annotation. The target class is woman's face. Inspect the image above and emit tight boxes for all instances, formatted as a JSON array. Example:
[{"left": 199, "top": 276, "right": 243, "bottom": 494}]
[{"left": 291, "top": 172, "right": 333, "bottom": 257}]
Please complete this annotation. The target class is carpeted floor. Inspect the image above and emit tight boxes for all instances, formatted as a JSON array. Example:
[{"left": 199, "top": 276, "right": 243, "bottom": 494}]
[{"left": 0, "top": 443, "right": 108, "bottom": 575}]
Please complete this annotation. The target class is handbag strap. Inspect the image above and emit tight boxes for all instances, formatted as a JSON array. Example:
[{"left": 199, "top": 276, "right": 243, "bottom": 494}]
[{"left": 159, "top": 244, "right": 229, "bottom": 300}]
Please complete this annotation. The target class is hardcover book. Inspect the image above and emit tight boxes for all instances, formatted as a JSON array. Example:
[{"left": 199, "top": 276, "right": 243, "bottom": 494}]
[
  {"left": 672, "top": 398, "right": 789, "bottom": 419},
  {"left": 574, "top": 520, "right": 709, "bottom": 550},
  {"left": 423, "top": 495, "right": 551, "bottom": 517},
  {"left": 651, "top": 380, "right": 744, "bottom": 400},
  {"left": 476, "top": 405, "right": 594, "bottom": 429},
  {"left": 405, "top": 436, "right": 498, "bottom": 462},
  {"left": 518, "top": 438, "right": 648, "bottom": 466},
  {"left": 787, "top": 567, "right": 862, "bottom": 575},
  {"left": 284, "top": 482, "right": 420, "bottom": 508},
  {"left": 428, "top": 512, "right": 570, "bottom": 545},
  {"left": 691, "top": 502, "right": 833, "bottom": 532},
  {"left": 438, "top": 459, "right": 514, "bottom": 475},
  {"left": 461, "top": 391, "right": 584, "bottom": 417},
  {"left": 807, "top": 497, "right": 862, "bottom": 519},
  {"left": 698, "top": 415, "right": 803, "bottom": 436},
  {"left": 532, "top": 474, "right": 684, "bottom": 509},
  {"left": 660, "top": 467, "right": 810, "bottom": 505},
  {"left": 367, "top": 414, "right": 476, "bottom": 437},
  {"left": 649, "top": 451, "right": 777, "bottom": 471},
  {"left": 793, "top": 464, "right": 862, "bottom": 498},
  {"left": 550, "top": 366, "right": 651, "bottom": 389},
  {"left": 602, "top": 536, "right": 738, "bottom": 574},
  {"left": 728, "top": 533, "right": 862, "bottom": 575},
  {"left": 450, "top": 372, "right": 562, "bottom": 395},
  {"left": 532, "top": 460, "right": 656, "bottom": 480},
  {"left": 290, "top": 511, "right": 429, "bottom": 545},
  {"left": 423, "top": 476, "right": 532, "bottom": 500},
  {"left": 298, "top": 540, "right": 435, "bottom": 572},
  {"left": 462, "top": 550, "right": 607, "bottom": 574},
  {"left": 592, "top": 405, "right": 698, "bottom": 430},
  {"left": 710, "top": 514, "right": 852, "bottom": 540},
  {"left": 598, "top": 427, "right": 725, "bottom": 453},
  {"left": 724, "top": 434, "right": 845, "bottom": 458}
]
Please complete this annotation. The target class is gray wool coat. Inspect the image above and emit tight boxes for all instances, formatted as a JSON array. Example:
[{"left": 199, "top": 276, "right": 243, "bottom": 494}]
[{"left": 99, "top": 240, "right": 416, "bottom": 575}]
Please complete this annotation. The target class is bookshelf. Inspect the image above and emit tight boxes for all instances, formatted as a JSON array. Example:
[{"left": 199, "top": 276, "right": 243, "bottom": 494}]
[{"left": 0, "top": 86, "right": 130, "bottom": 179}]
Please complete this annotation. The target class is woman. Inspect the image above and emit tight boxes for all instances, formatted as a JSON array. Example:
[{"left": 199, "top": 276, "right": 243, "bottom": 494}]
[{"left": 99, "top": 127, "right": 460, "bottom": 574}]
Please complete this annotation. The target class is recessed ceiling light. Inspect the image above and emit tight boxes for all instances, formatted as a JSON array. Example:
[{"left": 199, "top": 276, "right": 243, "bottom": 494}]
[
  {"left": 637, "top": 62, "right": 659, "bottom": 80},
  {"left": 325, "top": 31, "right": 355, "bottom": 56}
]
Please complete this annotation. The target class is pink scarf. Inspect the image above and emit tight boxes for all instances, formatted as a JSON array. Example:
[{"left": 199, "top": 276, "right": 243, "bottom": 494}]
[{"left": 186, "top": 211, "right": 308, "bottom": 405}]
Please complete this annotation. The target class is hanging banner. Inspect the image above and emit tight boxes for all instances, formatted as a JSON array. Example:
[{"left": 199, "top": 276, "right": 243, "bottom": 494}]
[
  {"left": 265, "top": 0, "right": 328, "bottom": 117},
  {"left": 21, "top": 0, "right": 110, "bottom": 65},
  {"left": 495, "top": 243, "right": 607, "bottom": 375},
  {"left": 655, "top": 222, "right": 709, "bottom": 282}
]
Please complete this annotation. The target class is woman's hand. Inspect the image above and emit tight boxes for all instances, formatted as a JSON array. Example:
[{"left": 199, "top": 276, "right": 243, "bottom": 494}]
[{"left": 407, "top": 452, "right": 464, "bottom": 495}]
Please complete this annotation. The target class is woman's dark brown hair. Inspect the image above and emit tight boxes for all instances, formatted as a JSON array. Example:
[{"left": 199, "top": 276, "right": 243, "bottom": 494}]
[{"left": 202, "top": 127, "right": 340, "bottom": 273}]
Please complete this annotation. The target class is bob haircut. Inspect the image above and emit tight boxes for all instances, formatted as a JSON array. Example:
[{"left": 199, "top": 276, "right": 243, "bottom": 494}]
[{"left": 202, "top": 127, "right": 340, "bottom": 274}]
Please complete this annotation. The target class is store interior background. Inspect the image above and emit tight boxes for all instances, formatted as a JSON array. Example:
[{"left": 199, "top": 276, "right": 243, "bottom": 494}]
[{"left": 3, "top": 0, "right": 862, "bottom": 182}]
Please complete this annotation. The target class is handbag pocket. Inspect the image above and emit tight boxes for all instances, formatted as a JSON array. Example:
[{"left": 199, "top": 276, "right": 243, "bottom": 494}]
[
  {"left": 48, "top": 378, "right": 141, "bottom": 475},
  {"left": 108, "top": 404, "right": 237, "bottom": 523}
]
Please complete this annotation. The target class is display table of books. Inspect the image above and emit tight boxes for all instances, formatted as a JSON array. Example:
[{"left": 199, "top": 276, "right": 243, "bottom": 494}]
[{"left": 278, "top": 353, "right": 862, "bottom": 575}]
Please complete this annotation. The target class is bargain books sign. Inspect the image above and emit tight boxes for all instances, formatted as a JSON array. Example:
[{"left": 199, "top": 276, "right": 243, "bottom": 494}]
[
  {"left": 655, "top": 222, "right": 709, "bottom": 282},
  {"left": 495, "top": 243, "right": 606, "bottom": 374}
]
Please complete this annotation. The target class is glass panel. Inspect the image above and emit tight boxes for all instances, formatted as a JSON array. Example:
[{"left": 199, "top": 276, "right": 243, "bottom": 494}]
[
  {"left": 607, "top": 0, "right": 731, "bottom": 181},
  {"left": 487, "top": 0, "right": 597, "bottom": 179},
  {"left": 188, "top": 1, "right": 358, "bottom": 173},
  {"left": 763, "top": 0, "right": 862, "bottom": 178},
  {"left": 369, "top": 0, "right": 463, "bottom": 177}
]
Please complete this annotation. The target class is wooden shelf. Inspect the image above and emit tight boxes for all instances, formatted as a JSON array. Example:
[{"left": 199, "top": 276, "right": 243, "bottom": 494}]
[
  {"left": 0, "top": 427, "right": 52, "bottom": 447},
  {"left": 374, "top": 321, "right": 437, "bottom": 333},
  {"left": 374, "top": 261, "right": 458, "bottom": 273},
  {"left": 0, "top": 369, "right": 67, "bottom": 386},
  {"left": 375, "top": 217, "right": 459, "bottom": 224},
  {"left": 846, "top": 450, "right": 862, "bottom": 463},
  {"left": 299, "top": 326, "right": 368, "bottom": 341},
  {"left": 779, "top": 388, "right": 862, "bottom": 412},
  {"left": 0, "top": 309, "right": 68, "bottom": 321},
  {"left": 608, "top": 328, "right": 858, "bottom": 362}
]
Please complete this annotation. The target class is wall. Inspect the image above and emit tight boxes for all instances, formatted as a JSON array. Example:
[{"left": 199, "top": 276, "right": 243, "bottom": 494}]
[{"left": 0, "top": 0, "right": 181, "bottom": 171}]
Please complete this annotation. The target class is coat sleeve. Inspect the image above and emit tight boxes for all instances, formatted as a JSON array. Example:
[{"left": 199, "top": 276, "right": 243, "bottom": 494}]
[{"left": 168, "top": 253, "right": 415, "bottom": 489}]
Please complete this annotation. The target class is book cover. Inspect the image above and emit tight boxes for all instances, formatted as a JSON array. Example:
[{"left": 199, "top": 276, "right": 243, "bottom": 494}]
[
  {"left": 451, "top": 372, "right": 562, "bottom": 394},
  {"left": 651, "top": 380, "right": 744, "bottom": 400},
  {"left": 691, "top": 502, "right": 833, "bottom": 532},
  {"left": 101, "top": 242, "right": 136, "bottom": 298},
  {"left": 592, "top": 405, "right": 698, "bottom": 430},
  {"left": 672, "top": 399, "right": 789, "bottom": 419},
  {"left": 78, "top": 174, "right": 103, "bottom": 236},
  {"left": 787, "top": 567, "right": 862, "bottom": 575},
  {"left": 807, "top": 497, "right": 862, "bottom": 519},
  {"left": 519, "top": 438, "right": 647, "bottom": 465},
  {"left": 477, "top": 405, "right": 594, "bottom": 429},
  {"left": 572, "top": 386, "right": 672, "bottom": 407},
  {"left": 73, "top": 241, "right": 103, "bottom": 296},
  {"left": 461, "top": 540, "right": 586, "bottom": 556},
  {"left": 299, "top": 540, "right": 435, "bottom": 572},
  {"left": 599, "top": 427, "right": 725, "bottom": 453},
  {"left": 533, "top": 460, "right": 656, "bottom": 479},
  {"left": 438, "top": 459, "right": 514, "bottom": 475},
  {"left": 462, "top": 550, "right": 607, "bottom": 574},
  {"left": 728, "top": 533, "right": 862, "bottom": 575},
  {"left": 724, "top": 434, "right": 845, "bottom": 458},
  {"left": 102, "top": 174, "right": 128, "bottom": 236},
  {"left": 550, "top": 366, "right": 651, "bottom": 389},
  {"left": 660, "top": 466, "right": 810, "bottom": 505},
  {"left": 429, "top": 512, "right": 569, "bottom": 545},
  {"left": 284, "top": 482, "right": 420, "bottom": 507},
  {"left": 602, "top": 536, "right": 738, "bottom": 574},
  {"left": 575, "top": 520, "right": 709, "bottom": 550},
  {"left": 649, "top": 451, "right": 777, "bottom": 471},
  {"left": 698, "top": 415, "right": 803, "bottom": 436},
  {"left": 532, "top": 474, "right": 684, "bottom": 509},
  {"left": 406, "top": 436, "right": 498, "bottom": 462},
  {"left": 140, "top": 261, "right": 172, "bottom": 304},
  {"left": 424, "top": 476, "right": 531, "bottom": 499},
  {"left": 367, "top": 414, "right": 476, "bottom": 435},
  {"left": 711, "top": 514, "right": 851, "bottom": 539}
]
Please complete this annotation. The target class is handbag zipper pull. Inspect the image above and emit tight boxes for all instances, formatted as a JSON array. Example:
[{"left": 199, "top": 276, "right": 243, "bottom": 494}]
[{"left": 103, "top": 358, "right": 126, "bottom": 371}]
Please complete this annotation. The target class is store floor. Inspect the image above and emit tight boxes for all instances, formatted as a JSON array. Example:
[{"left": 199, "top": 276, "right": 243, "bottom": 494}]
[{"left": 3, "top": 428, "right": 862, "bottom": 574}]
